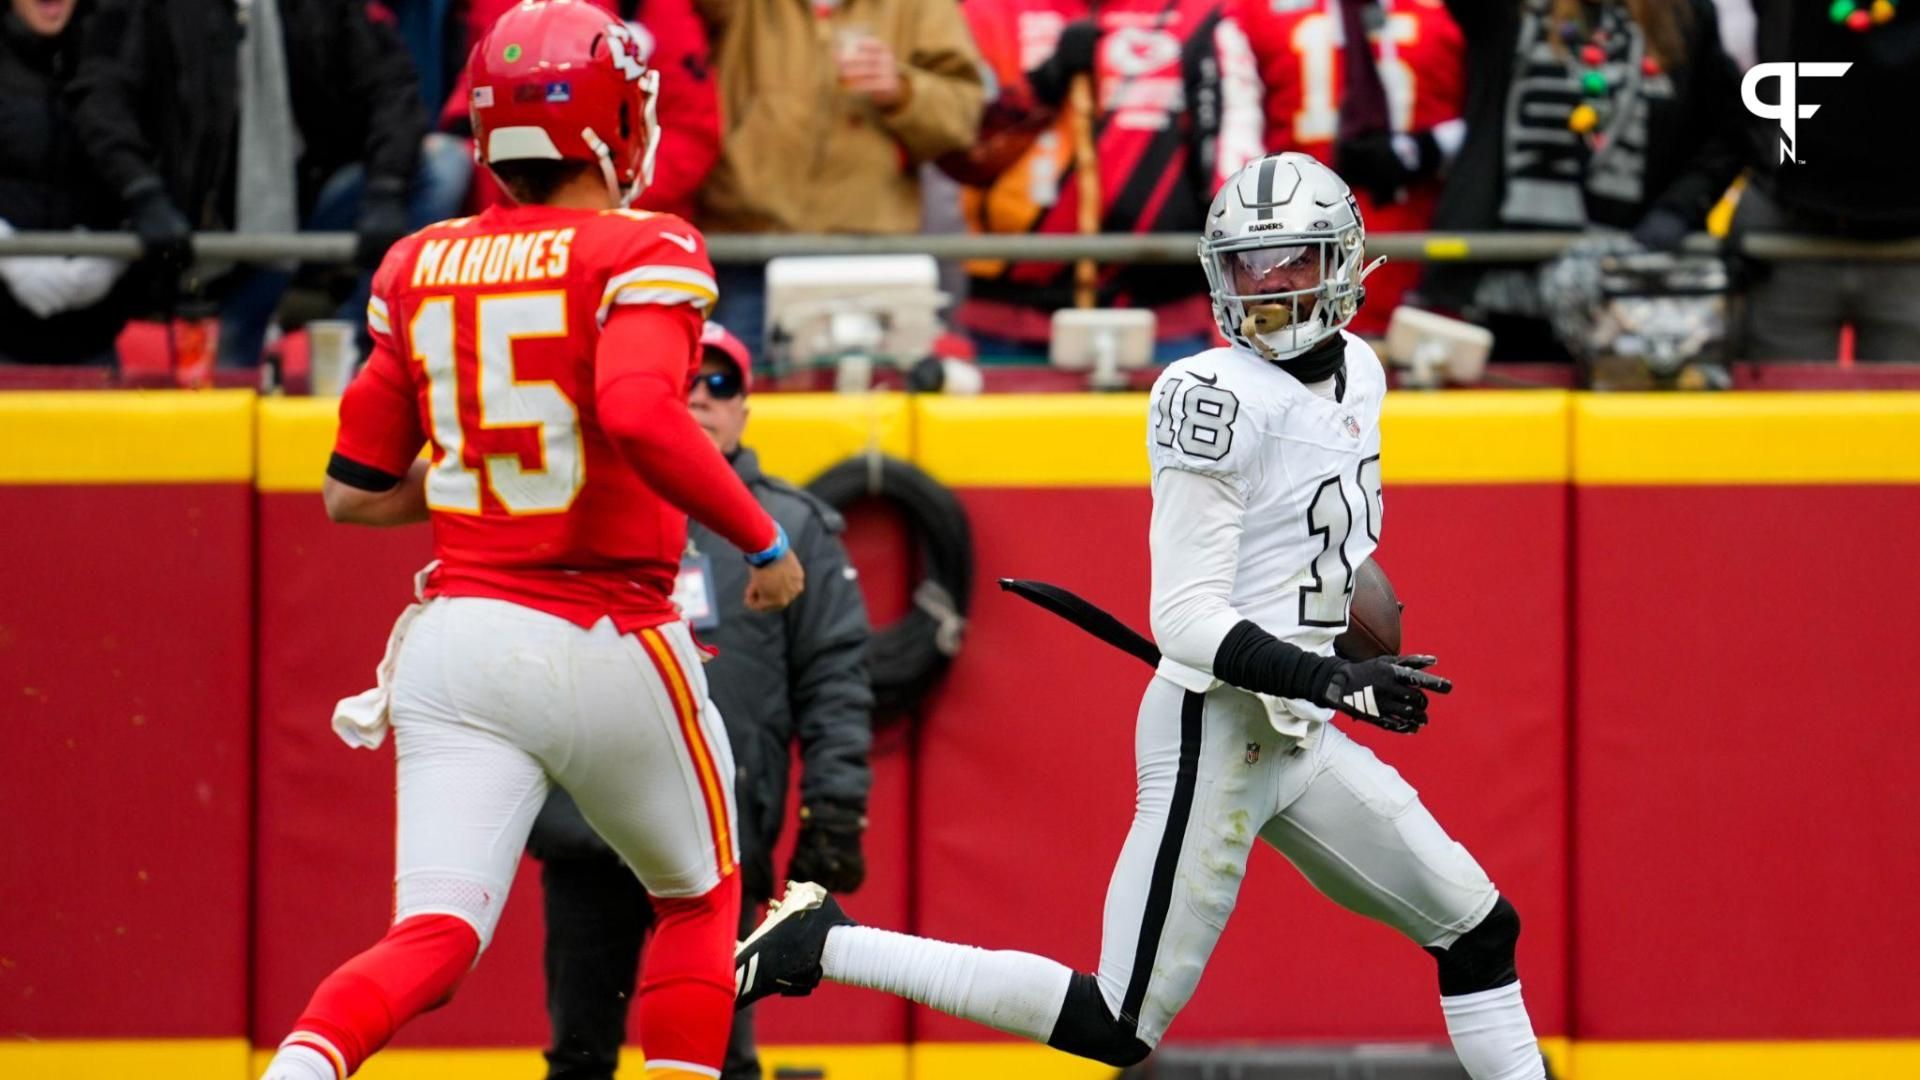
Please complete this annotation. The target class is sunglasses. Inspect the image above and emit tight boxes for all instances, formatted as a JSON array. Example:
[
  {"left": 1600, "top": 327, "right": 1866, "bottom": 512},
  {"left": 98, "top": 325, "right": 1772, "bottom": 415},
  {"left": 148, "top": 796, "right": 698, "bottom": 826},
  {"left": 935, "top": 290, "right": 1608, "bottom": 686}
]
[{"left": 693, "top": 369, "right": 744, "bottom": 400}]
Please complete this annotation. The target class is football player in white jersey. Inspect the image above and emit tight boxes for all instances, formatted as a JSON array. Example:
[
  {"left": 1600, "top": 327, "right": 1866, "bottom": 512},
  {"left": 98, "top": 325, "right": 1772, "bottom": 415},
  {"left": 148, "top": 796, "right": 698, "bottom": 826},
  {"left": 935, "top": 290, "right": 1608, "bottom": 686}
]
[{"left": 732, "top": 153, "right": 1548, "bottom": 1080}]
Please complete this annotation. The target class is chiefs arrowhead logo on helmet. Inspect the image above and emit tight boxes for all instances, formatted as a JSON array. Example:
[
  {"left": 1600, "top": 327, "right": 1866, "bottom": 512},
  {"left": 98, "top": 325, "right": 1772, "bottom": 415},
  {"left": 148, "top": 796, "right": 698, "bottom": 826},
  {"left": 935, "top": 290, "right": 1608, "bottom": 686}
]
[
  {"left": 604, "top": 21, "right": 649, "bottom": 82},
  {"left": 468, "top": 0, "right": 663, "bottom": 206}
]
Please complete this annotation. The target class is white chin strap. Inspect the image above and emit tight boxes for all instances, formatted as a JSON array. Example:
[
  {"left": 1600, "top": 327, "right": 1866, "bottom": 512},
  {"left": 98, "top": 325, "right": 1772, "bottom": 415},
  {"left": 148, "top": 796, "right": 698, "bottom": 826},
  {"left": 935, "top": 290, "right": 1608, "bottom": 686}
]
[
  {"left": 636, "top": 68, "right": 661, "bottom": 194},
  {"left": 580, "top": 127, "right": 628, "bottom": 207},
  {"left": 579, "top": 70, "right": 661, "bottom": 208}
]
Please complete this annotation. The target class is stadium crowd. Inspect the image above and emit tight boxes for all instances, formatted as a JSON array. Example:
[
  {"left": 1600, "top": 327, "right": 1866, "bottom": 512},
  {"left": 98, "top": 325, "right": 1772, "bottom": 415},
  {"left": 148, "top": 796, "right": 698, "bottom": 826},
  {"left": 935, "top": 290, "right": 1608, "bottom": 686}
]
[{"left": 0, "top": 0, "right": 1915, "bottom": 371}]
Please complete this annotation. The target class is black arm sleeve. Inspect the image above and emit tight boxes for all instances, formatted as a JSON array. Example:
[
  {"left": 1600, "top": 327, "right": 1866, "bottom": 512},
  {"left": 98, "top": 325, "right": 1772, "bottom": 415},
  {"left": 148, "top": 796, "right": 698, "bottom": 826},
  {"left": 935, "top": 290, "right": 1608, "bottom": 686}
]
[
  {"left": 1211, "top": 619, "right": 1342, "bottom": 703},
  {"left": 66, "top": 0, "right": 165, "bottom": 204},
  {"left": 326, "top": 452, "right": 404, "bottom": 493},
  {"left": 342, "top": 0, "right": 427, "bottom": 188}
]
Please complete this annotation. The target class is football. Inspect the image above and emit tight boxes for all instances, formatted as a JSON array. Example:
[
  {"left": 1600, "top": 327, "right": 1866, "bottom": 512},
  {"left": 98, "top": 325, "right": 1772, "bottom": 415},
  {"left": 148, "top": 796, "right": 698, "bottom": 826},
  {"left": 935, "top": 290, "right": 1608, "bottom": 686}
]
[{"left": 1335, "top": 560, "right": 1403, "bottom": 660}]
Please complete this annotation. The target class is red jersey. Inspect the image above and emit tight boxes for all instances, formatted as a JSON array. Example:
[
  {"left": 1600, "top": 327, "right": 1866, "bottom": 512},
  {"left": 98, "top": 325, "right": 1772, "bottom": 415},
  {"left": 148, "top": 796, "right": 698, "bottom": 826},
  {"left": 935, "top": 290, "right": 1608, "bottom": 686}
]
[
  {"left": 1237, "top": 0, "right": 1463, "bottom": 333},
  {"left": 332, "top": 204, "right": 776, "bottom": 632}
]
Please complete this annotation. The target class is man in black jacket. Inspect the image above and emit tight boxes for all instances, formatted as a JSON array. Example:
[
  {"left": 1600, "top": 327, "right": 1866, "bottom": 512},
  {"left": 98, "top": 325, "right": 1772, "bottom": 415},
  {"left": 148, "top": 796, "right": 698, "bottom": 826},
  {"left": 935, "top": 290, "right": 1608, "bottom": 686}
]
[
  {"left": 1734, "top": 0, "right": 1920, "bottom": 361},
  {"left": 530, "top": 323, "right": 874, "bottom": 1080},
  {"left": 66, "top": 0, "right": 461, "bottom": 365},
  {"left": 0, "top": 0, "right": 133, "bottom": 363}
]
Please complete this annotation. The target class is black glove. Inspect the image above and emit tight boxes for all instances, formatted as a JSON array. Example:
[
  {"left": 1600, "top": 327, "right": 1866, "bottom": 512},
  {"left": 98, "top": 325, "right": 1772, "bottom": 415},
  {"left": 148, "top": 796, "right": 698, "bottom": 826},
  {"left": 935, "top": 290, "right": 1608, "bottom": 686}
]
[
  {"left": 124, "top": 177, "right": 192, "bottom": 274},
  {"left": 354, "top": 177, "right": 412, "bottom": 269},
  {"left": 1631, "top": 206, "right": 1691, "bottom": 253},
  {"left": 786, "top": 800, "right": 867, "bottom": 893},
  {"left": 1025, "top": 19, "right": 1100, "bottom": 109},
  {"left": 1319, "top": 654, "right": 1452, "bottom": 734},
  {"left": 1334, "top": 129, "right": 1440, "bottom": 204}
]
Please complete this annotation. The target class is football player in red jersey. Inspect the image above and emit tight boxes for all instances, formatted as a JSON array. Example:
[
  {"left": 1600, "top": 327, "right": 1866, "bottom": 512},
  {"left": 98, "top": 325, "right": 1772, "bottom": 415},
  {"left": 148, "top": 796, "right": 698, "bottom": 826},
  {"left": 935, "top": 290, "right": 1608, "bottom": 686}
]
[
  {"left": 1236, "top": 0, "right": 1465, "bottom": 335},
  {"left": 259, "top": 4, "right": 801, "bottom": 1079}
]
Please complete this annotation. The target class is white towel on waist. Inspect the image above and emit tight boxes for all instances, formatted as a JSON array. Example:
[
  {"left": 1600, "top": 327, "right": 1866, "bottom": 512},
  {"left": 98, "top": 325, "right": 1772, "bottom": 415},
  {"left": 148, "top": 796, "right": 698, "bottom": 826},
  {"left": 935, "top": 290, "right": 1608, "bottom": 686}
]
[{"left": 331, "top": 563, "right": 436, "bottom": 750}]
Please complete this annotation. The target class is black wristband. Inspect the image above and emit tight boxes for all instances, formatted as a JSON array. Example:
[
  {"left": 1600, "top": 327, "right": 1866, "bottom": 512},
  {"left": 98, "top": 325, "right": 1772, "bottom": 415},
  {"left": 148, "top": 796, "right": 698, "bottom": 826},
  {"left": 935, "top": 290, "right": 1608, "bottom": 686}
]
[
  {"left": 326, "top": 451, "right": 404, "bottom": 493},
  {"left": 1211, "top": 619, "right": 1340, "bottom": 702}
]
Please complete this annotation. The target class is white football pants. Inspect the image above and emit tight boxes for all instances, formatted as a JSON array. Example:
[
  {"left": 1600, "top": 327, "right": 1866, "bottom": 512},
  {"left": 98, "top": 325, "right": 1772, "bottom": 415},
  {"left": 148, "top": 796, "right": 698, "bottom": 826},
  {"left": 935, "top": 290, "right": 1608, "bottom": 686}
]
[
  {"left": 387, "top": 597, "right": 738, "bottom": 946},
  {"left": 1102, "top": 676, "right": 1499, "bottom": 1044}
]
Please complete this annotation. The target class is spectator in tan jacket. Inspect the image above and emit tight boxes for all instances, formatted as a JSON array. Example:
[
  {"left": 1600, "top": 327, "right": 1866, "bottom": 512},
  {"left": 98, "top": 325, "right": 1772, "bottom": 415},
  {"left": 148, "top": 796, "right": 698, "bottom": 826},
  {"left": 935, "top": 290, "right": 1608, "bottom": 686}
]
[{"left": 695, "top": 0, "right": 984, "bottom": 355}]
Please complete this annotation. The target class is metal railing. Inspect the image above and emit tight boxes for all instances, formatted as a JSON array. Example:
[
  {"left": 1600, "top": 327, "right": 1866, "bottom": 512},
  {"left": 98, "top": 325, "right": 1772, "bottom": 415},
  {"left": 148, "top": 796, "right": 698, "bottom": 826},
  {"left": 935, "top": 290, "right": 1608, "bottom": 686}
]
[{"left": 0, "top": 230, "right": 1915, "bottom": 263}]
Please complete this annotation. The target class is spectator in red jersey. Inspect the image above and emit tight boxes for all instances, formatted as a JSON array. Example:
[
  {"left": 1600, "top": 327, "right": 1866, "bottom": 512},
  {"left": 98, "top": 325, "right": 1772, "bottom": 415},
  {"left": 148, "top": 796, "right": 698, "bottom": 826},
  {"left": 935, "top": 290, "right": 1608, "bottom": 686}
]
[
  {"left": 1237, "top": 0, "right": 1466, "bottom": 338},
  {"left": 441, "top": 0, "right": 720, "bottom": 222},
  {"left": 947, "top": 2, "right": 1265, "bottom": 359}
]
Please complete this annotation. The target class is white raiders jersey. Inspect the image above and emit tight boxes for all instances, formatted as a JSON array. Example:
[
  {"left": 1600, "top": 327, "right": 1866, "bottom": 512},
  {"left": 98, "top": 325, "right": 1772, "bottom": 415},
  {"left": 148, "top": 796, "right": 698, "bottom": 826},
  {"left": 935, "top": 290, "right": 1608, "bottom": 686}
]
[{"left": 1146, "top": 331, "right": 1386, "bottom": 730}]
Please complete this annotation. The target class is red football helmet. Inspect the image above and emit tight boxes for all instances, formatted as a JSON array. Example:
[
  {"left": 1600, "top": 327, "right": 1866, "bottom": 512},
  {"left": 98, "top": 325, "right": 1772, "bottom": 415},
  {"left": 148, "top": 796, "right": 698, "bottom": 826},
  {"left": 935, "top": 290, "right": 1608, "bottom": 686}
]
[{"left": 468, "top": 0, "right": 661, "bottom": 205}]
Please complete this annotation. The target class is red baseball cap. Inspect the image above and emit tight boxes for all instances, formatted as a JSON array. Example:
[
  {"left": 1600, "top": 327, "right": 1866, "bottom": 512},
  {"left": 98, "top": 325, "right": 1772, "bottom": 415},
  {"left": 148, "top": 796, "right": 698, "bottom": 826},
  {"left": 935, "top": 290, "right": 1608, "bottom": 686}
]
[{"left": 699, "top": 321, "right": 753, "bottom": 395}]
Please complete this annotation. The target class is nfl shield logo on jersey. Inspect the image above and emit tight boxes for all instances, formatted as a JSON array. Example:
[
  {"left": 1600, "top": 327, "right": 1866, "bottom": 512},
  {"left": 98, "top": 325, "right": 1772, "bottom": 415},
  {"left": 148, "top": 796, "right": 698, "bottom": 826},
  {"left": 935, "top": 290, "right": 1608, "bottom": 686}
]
[
  {"left": 1343, "top": 414, "right": 1362, "bottom": 439},
  {"left": 1245, "top": 742, "right": 1262, "bottom": 765}
]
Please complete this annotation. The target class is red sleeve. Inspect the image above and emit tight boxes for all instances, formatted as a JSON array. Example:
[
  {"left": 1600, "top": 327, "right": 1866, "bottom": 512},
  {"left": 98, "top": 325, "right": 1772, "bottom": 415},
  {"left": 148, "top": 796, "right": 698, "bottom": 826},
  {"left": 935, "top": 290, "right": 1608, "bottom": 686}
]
[
  {"left": 331, "top": 337, "right": 425, "bottom": 484},
  {"left": 632, "top": 0, "right": 721, "bottom": 219},
  {"left": 594, "top": 304, "right": 779, "bottom": 554}
]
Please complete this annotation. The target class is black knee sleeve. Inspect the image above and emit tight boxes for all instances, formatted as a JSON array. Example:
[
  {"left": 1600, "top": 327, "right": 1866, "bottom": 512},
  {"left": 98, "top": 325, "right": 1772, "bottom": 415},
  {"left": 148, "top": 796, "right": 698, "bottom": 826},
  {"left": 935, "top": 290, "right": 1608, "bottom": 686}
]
[
  {"left": 1426, "top": 895, "right": 1521, "bottom": 997},
  {"left": 1046, "top": 972, "right": 1152, "bottom": 1068}
]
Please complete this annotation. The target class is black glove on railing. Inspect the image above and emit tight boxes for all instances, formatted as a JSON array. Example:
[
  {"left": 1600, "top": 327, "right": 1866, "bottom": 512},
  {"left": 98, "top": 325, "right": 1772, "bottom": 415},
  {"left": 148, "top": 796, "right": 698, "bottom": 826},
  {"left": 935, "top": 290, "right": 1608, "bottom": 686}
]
[
  {"left": 1631, "top": 207, "right": 1691, "bottom": 253},
  {"left": 1025, "top": 19, "right": 1100, "bottom": 109},
  {"left": 124, "top": 177, "right": 193, "bottom": 274}
]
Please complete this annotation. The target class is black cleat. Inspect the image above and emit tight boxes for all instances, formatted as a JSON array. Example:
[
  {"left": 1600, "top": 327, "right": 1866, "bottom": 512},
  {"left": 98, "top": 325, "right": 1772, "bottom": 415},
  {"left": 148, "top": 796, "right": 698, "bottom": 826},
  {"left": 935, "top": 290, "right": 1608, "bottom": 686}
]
[{"left": 734, "top": 881, "right": 856, "bottom": 1010}]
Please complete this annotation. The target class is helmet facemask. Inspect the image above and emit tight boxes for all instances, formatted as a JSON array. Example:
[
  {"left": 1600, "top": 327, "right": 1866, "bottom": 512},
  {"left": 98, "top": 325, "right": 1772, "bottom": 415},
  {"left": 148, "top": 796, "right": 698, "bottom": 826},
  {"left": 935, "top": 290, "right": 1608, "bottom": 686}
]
[{"left": 1202, "top": 224, "right": 1382, "bottom": 360}]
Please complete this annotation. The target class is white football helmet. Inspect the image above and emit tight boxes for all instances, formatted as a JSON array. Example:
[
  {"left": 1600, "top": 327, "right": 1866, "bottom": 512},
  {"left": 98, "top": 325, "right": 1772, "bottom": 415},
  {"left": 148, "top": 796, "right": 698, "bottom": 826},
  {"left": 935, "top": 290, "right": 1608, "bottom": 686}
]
[{"left": 1199, "top": 153, "right": 1384, "bottom": 360}]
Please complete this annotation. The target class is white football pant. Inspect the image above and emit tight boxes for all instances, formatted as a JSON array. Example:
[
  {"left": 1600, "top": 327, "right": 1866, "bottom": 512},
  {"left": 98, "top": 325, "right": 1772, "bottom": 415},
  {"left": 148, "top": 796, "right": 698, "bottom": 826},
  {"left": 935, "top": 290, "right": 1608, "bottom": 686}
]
[
  {"left": 387, "top": 597, "right": 738, "bottom": 946},
  {"left": 1101, "top": 676, "right": 1499, "bottom": 1044}
]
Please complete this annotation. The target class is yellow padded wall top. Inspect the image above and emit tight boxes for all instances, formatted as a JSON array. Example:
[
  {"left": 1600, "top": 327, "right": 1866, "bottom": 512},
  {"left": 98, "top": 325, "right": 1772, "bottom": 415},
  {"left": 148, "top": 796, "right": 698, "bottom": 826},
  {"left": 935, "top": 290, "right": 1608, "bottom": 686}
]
[
  {"left": 1574, "top": 393, "right": 1920, "bottom": 484},
  {"left": 0, "top": 391, "right": 255, "bottom": 484}
]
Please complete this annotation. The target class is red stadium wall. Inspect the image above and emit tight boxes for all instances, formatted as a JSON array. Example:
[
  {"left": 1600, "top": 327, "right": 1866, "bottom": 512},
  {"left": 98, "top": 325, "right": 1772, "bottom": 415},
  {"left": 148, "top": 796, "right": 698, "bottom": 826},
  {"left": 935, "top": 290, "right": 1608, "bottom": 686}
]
[
  {"left": 2, "top": 390, "right": 1917, "bottom": 1080},
  {"left": 1566, "top": 398, "right": 1920, "bottom": 1048},
  {"left": 0, "top": 393, "right": 256, "bottom": 1048}
]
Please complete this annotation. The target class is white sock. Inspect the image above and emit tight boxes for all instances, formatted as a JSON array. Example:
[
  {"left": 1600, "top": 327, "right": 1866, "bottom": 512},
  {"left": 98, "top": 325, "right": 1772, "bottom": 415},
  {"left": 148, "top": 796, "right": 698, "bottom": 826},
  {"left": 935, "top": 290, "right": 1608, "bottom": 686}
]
[
  {"left": 821, "top": 925, "right": 1075, "bottom": 1042},
  {"left": 1440, "top": 982, "right": 1545, "bottom": 1080},
  {"left": 259, "top": 1044, "right": 339, "bottom": 1080}
]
